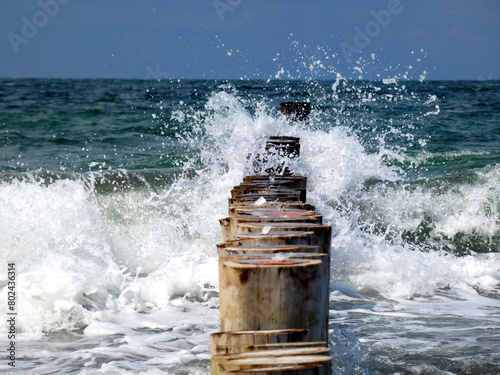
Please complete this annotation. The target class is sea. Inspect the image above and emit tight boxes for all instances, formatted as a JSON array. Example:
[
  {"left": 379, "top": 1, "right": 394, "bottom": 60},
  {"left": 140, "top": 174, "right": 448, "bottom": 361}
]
[{"left": 0, "top": 77, "right": 499, "bottom": 375}]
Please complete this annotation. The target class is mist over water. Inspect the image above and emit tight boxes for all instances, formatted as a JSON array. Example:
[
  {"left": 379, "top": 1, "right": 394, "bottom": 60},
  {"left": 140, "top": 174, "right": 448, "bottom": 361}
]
[{"left": 0, "top": 77, "right": 499, "bottom": 374}]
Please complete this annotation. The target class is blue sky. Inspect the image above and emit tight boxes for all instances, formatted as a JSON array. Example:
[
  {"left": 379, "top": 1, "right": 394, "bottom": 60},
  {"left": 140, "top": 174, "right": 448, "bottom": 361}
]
[{"left": 1, "top": 0, "right": 499, "bottom": 80}]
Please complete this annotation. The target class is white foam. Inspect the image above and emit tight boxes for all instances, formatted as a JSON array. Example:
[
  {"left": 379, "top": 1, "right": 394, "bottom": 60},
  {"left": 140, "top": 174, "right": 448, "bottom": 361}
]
[{"left": 0, "top": 174, "right": 221, "bottom": 339}]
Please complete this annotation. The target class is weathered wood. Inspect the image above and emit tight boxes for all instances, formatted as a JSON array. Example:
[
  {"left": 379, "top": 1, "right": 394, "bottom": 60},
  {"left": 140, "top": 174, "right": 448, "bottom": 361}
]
[
  {"left": 223, "top": 253, "right": 326, "bottom": 262},
  {"left": 217, "top": 253, "right": 328, "bottom": 307},
  {"left": 231, "top": 187, "right": 300, "bottom": 199},
  {"left": 231, "top": 188, "right": 302, "bottom": 200},
  {"left": 213, "top": 134, "right": 332, "bottom": 375},
  {"left": 235, "top": 222, "right": 332, "bottom": 255},
  {"left": 265, "top": 136, "right": 301, "bottom": 159},
  {"left": 221, "top": 212, "right": 322, "bottom": 242},
  {"left": 217, "top": 243, "right": 321, "bottom": 290},
  {"left": 280, "top": 102, "right": 311, "bottom": 123},
  {"left": 213, "top": 350, "right": 331, "bottom": 374},
  {"left": 233, "top": 230, "right": 317, "bottom": 246},
  {"left": 214, "top": 341, "right": 327, "bottom": 356},
  {"left": 230, "top": 208, "right": 318, "bottom": 220},
  {"left": 228, "top": 192, "right": 301, "bottom": 205},
  {"left": 241, "top": 175, "right": 307, "bottom": 201},
  {"left": 210, "top": 329, "right": 308, "bottom": 356},
  {"left": 254, "top": 150, "right": 301, "bottom": 176},
  {"left": 211, "top": 330, "right": 330, "bottom": 375},
  {"left": 268, "top": 136, "right": 301, "bottom": 143},
  {"left": 250, "top": 137, "right": 302, "bottom": 176},
  {"left": 229, "top": 202, "right": 315, "bottom": 215},
  {"left": 217, "top": 347, "right": 330, "bottom": 360},
  {"left": 224, "top": 364, "right": 324, "bottom": 375},
  {"left": 216, "top": 232, "right": 317, "bottom": 252},
  {"left": 243, "top": 175, "right": 307, "bottom": 189},
  {"left": 233, "top": 209, "right": 321, "bottom": 220},
  {"left": 219, "top": 217, "right": 232, "bottom": 242},
  {"left": 228, "top": 211, "right": 322, "bottom": 241},
  {"left": 219, "top": 244, "right": 320, "bottom": 256},
  {"left": 219, "top": 254, "right": 327, "bottom": 285},
  {"left": 233, "top": 180, "right": 297, "bottom": 191},
  {"left": 219, "top": 258, "right": 329, "bottom": 342}
]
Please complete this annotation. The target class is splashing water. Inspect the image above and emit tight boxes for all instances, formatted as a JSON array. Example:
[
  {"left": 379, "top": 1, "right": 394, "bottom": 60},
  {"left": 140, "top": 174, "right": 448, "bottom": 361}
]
[{"left": 0, "top": 77, "right": 499, "bottom": 374}]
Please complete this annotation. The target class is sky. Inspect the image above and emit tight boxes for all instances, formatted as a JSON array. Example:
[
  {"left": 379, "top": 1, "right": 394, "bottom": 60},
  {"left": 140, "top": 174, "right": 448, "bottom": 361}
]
[{"left": 0, "top": 0, "right": 499, "bottom": 80}]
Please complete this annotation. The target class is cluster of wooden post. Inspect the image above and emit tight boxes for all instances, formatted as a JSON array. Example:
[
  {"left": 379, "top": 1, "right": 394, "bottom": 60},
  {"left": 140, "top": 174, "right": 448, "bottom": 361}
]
[{"left": 211, "top": 102, "right": 332, "bottom": 374}]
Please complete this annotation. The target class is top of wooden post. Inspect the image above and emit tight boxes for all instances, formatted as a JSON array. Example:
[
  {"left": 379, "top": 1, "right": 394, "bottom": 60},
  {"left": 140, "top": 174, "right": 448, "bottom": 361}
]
[{"left": 280, "top": 102, "right": 311, "bottom": 124}]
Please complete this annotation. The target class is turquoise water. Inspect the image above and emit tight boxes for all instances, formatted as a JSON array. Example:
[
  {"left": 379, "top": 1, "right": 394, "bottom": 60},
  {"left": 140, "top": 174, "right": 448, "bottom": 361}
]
[
  {"left": 2, "top": 79, "right": 499, "bottom": 172},
  {"left": 0, "top": 78, "right": 499, "bottom": 374}
]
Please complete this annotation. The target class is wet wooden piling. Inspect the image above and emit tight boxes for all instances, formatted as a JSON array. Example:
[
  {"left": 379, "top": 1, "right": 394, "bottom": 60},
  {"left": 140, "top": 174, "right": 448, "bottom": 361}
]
[
  {"left": 211, "top": 102, "right": 332, "bottom": 375},
  {"left": 211, "top": 330, "right": 331, "bottom": 375},
  {"left": 280, "top": 102, "right": 311, "bottom": 124},
  {"left": 219, "top": 256, "right": 330, "bottom": 341}
]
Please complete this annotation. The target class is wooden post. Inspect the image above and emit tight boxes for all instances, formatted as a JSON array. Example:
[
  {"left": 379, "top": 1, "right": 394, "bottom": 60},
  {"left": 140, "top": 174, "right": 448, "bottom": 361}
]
[
  {"left": 235, "top": 222, "right": 332, "bottom": 255},
  {"left": 231, "top": 188, "right": 302, "bottom": 200},
  {"left": 219, "top": 257, "right": 330, "bottom": 342},
  {"left": 210, "top": 329, "right": 308, "bottom": 356},
  {"left": 230, "top": 207, "right": 317, "bottom": 218},
  {"left": 234, "top": 180, "right": 297, "bottom": 190},
  {"left": 228, "top": 191, "right": 302, "bottom": 205},
  {"left": 212, "top": 133, "right": 332, "bottom": 374},
  {"left": 233, "top": 230, "right": 317, "bottom": 246},
  {"left": 217, "top": 231, "right": 317, "bottom": 249},
  {"left": 212, "top": 349, "right": 331, "bottom": 375},
  {"left": 211, "top": 330, "right": 330, "bottom": 375},
  {"left": 220, "top": 217, "right": 233, "bottom": 241},
  {"left": 229, "top": 202, "right": 316, "bottom": 215},
  {"left": 242, "top": 175, "right": 307, "bottom": 189},
  {"left": 280, "top": 102, "right": 311, "bottom": 124},
  {"left": 252, "top": 136, "right": 302, "bottom": 176},
  {"left": 219, "top": 244, "right": 320, "bottom": 256},
  {"left": 241, "top": 175, "right": 307, "bottom": 201},
  {"left": 222, "top": 212, "right": 324, "bottom": 242},
  {"left": 228, "top": 210, "right": 322, "bottom": 241},
  {"left": 265, "top": 136, "right": 301, "bottom": 159}
]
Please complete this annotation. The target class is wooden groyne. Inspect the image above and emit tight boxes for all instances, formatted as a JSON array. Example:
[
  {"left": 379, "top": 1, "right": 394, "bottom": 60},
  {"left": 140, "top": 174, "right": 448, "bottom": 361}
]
[{"left": 211, "top": 103, "right": 332, "bottom": 375}]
